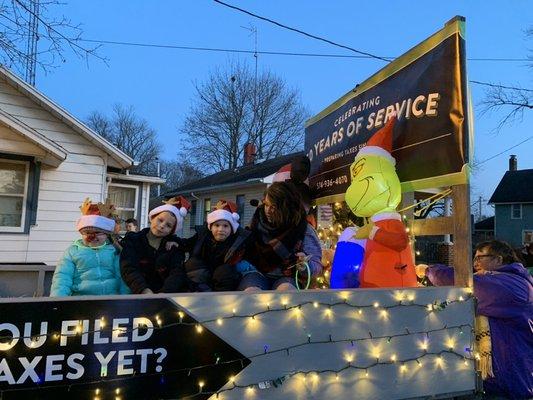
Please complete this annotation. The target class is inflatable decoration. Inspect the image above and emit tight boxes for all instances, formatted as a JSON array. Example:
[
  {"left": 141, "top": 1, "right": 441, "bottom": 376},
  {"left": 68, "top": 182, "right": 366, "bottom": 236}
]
[
  {"left": 339, "top": 116, "right": 417, "bottom": 288},
  {"left": 330, "top": 228, "right": 365, "bottom": 289}
]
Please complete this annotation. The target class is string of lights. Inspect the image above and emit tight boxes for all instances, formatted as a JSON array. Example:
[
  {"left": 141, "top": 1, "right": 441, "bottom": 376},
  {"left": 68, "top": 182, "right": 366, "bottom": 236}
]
[
  {"left": 0, "top": 320, "right": 475, "bottom": 398},
  {"left": 0, "top": 292, "right": 474, "bottom": 343},
  {"left": 0, "top": 350, "right": 474, "bottom": 398}
]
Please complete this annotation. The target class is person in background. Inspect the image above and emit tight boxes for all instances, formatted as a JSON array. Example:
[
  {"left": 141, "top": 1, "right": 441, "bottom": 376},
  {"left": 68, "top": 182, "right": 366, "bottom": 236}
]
[
  {"left": 417, "top": 240, "right": 533, "bottom": 399},
  {"left": 120, "top": 197, "right": 190, "bottom": 294},
  {"left": 125, "top": 218, "right": 139, "bottom": 233},
  {"left": 168, "top": 200, "right": 251, "bottom": 291},
  {"left": 239, "top": 181, "right": 322, "bottom": 291},
  {"left": 518, "top": 242, "right": 533, "bottom": 275},
  {"left": 50, "top": 198, "right": 130, "bottom": 297}
]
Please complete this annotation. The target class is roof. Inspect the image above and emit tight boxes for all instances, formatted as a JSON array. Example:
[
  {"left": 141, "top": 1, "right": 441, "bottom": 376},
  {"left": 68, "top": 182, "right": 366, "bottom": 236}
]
[
  {"left": 0, "top": 109, "right": 67, "bottom": 167},
  {"left": 108, "top": 172, "right": 166, "bottom": 184},
  {"left": 166, "top": 151, "right": 304, "bottom": 196},
  {"left": 488, "top": 169, "right": 533, "bottom": 204},
  {"left": 474, "top": 216, "right": 494, "bottom": 231},
  {"left": 0, "top": 66, "right": 133, "bottom": 169}
]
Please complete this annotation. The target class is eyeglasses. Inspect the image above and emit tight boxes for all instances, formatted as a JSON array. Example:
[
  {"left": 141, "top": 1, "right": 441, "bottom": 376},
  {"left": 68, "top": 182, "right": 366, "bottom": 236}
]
[{"left": 473, "top": 254, "right": 495, "bottom": 262}]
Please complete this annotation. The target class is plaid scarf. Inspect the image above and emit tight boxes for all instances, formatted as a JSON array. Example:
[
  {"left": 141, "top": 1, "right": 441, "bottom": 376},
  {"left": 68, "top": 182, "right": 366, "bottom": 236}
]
[{"left": 475, "top": 315, "right": 494, "bottom": 379}]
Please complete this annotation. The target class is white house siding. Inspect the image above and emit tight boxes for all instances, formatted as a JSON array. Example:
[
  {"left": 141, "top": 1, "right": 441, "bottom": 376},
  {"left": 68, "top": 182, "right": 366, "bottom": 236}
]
[
  {"left": 0, "top": 80, "right": 108, "bottom": 265},
  {"left": 180, "top": 184, "right": 266, "bottom": 238}
]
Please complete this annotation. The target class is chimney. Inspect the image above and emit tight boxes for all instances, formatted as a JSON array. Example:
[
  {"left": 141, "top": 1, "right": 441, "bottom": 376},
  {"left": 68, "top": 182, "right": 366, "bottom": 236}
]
[
  {"left": 244, "top": 143, "right": 257, "bottom": 165},
  {"left": 509, "top": 155, "right": 517, "bottom": 171}
]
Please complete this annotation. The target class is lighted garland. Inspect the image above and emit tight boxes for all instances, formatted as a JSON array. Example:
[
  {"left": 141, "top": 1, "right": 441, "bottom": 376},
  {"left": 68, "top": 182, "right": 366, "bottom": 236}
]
[
  {"left": 0, "top": 294, "right": 476, "bottom": 399},
  {"left": 0, "top": 293, "right": 474, "bottom": 343}
]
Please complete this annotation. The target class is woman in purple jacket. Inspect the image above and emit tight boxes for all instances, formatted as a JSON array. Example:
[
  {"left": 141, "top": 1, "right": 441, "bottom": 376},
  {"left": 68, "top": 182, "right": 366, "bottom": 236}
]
[{"left": 419, "top": 240, "right": 533, "bottom": 399}]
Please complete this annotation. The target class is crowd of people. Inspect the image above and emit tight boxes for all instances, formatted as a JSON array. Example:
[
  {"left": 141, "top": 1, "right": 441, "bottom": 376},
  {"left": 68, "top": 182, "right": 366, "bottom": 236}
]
[{"left": 49, "top": 180, "right": 532, "bottom": 399}]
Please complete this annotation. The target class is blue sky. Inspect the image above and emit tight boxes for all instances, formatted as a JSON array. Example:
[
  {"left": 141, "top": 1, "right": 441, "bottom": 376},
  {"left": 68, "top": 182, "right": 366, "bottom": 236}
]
[{"left": 35, "top": 1, "right": 532, "bottom": 217}]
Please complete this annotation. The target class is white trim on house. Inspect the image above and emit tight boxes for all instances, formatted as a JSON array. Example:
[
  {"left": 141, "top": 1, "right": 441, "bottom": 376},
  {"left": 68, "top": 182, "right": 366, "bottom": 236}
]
[
  {"left": 511, "top": 204, "right": 522, "bottom": 219},
  {"left": 107, "top": 172, "right": 166, "bottom": 184},
  {"left": 0, "top": 109, "right": 67, "bottom": 167},
  {"left": 0, "top": 158, "right": 29, "bottom": 233},
  {"left": 0, "top": 66, "right": 133, "bottom": 169}
]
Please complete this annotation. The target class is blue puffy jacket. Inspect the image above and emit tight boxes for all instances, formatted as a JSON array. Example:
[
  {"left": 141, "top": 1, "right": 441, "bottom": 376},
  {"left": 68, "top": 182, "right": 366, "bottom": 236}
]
[{"left": 50, "top": 239, "right": 130, "bottom": 296}]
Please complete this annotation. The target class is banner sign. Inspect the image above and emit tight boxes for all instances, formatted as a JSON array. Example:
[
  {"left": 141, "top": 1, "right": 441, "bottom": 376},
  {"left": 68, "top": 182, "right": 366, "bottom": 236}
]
[
  {"left": 305, "top": 18, "right": 470, "bottom": 203},
  {"left": 0, "top": 298, "right": 249, "bottom": 399}
]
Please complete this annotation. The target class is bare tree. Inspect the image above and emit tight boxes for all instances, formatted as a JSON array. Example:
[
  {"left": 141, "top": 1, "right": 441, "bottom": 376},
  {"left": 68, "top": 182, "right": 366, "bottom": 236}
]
[
  {"left": 477, "top": 26, "right": 532, "bottom": 131},
  {"left": 158, "top": 159, "right": 203, "bottom": 194},
  {"left": 86, "top": 104, "right": 160, "bottom": 175},
  {"left": 0, "top": 0, "right": 104, "bottom": 80},
  {"left": 181, "top": 61, "right": 309, "bottom": 173}
]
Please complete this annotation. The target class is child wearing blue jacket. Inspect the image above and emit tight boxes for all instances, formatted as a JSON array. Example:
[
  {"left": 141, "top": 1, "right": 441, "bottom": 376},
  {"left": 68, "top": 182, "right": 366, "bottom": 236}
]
[{"left": 50, "top": 198, "right": 130, "bottom": 297}]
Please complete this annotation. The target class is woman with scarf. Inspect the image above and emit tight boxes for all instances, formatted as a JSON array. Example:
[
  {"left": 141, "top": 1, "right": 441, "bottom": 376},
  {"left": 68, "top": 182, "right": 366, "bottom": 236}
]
[
  {"left": 239, "top": 181, "right": 322, "bottom": 291},
  {"left": 417, "top": 240, "right": 533, "bottom": 399}
]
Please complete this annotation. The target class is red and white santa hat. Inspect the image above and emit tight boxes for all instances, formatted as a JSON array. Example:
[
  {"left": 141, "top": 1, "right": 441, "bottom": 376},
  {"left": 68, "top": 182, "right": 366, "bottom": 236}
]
[
  {"left": 272, "top": 163, "right": 292, "bottom": 183},
  {"left": 355, "top": 115, "right": 397, "bottom": 165},
  {"left": 76, "top": 198, "right": 118, "bottom": 233},
  {"left": 149, "top": 196, "right": 191, "bottom": 234},
  {"left": 207, "top": 200, "right": 240, "bottom": 233}
]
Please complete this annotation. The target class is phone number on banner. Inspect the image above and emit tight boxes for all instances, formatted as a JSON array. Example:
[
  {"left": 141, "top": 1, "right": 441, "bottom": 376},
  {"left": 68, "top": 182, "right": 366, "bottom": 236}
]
[{"left": 315, "top": 175, "right": 348, "bottom": 189}]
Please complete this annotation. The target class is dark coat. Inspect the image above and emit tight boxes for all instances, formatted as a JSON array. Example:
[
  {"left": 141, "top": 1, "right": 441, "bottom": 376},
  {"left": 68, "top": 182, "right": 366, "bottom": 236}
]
[
  {"left": 181, "top": 226, "right": 251, "bottom": 291},
  {"left": 120, "top": 228, "right": 188, "bottom": 294}
]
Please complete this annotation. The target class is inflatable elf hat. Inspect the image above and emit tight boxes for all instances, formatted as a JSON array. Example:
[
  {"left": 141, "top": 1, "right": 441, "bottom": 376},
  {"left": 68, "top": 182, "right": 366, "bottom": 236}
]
[
  {"left": 149, "top": 195, "right": 191, "bottom": 233},
  {"left": 355, "top": 116, "right": 397, "bottom": 165},
  {"left": 207, "top": 200, "right": 240, "bottom": 233},
  {"left": 76, "top": 198, "right": 119, "bottom": 233}
]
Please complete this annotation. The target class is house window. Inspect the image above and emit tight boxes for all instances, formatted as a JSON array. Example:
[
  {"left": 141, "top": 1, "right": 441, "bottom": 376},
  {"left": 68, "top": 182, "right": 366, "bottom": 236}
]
[
  {"left": 203, "top": 198, "right": 211, "bottom": 223},
  {"left": 190, "top": 200, "right": 197, "bottom": 228},
  {"left": 511, "top": 204, "right": 522, "bottom": 219},
  {"left": 108, "top": 184, "right": 138, "bottom": 231},
  {"left": 0, "top": 159, "right": 29, "bottom": 232},
  {"left": 236, "top": 194, "right": 245, "bottom": 221},
  {"left": 523, "top": 230, "right": 533, "bottom": 244}
]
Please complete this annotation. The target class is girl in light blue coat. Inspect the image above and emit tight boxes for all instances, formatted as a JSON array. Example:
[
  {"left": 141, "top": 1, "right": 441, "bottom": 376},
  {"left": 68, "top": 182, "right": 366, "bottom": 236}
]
[{"left": 50, "top": 201, "right": 130, "bottom": 297}]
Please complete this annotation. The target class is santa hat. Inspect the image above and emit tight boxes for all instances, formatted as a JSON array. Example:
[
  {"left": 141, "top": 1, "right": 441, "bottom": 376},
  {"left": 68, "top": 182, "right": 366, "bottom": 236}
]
[
  {"left": 356, "top": 116, "right": 396, "bottom": 165},
  {"left": 76, "top": 198, "right": 118, "bottom": 233},
  {"left": 272, "top": 163, "right": 291, "bottom": 182},
  {"left": 207, "top": 200, "right": 240, "bottom": 233},
  {"left": 149, "top": 196, "right": 191, "bottom": 234}
]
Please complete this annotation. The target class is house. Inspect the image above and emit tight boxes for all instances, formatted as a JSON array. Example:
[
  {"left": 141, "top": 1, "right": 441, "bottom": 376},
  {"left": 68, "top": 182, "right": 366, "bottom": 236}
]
[
  {"left": 163, "top": 151, "right": 304, "bottom": 237},
  {"left": 473, "top": 216, "right": 495, "bottom": 244},
  {"left": 0, "top": 66, "right": 164, "bottom": 268},
  {"left": 488, "top": 155, "right": 533, "bottom": 247}
]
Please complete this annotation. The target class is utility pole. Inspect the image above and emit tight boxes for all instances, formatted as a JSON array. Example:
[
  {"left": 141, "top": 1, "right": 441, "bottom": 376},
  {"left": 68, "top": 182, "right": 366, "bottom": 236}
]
[
  {"left": 478, "top": 196, "right": 483, "bottom": 221},
  {"left": 25, "top": 0, "right": 40, "bottom": 86},
  {"left": 241, "top": 24, "right": 261, "bottom": 157},
  {"left": 156, "top": 158, "right": 161, "bottom": 197}
]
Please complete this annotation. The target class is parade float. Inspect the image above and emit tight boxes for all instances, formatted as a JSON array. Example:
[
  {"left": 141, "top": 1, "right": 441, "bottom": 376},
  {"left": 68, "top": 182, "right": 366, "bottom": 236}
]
[{"left": 0, "top": 16, "right": 478, "bottom": 399}]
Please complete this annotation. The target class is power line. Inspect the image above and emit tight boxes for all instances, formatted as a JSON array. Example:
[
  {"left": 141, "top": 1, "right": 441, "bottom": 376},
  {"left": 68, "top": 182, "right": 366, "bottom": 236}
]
[
  {"left": 78, "top": 38, "right": 528, "bottom": 63},
  {"left": 477, "top": 135, "right": 533, "bottom": 165},
  {"left": 212, "top": 0, "right": 391, "bottom": 62},
  {"left": 470, "top": 80, "right": 533, "bottom": 92}
]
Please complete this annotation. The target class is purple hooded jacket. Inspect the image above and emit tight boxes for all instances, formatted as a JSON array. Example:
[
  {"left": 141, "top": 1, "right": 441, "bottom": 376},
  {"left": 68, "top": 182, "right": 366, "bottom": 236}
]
[{"left": 426, "top": 263, "right": 533, "bottom": 399}]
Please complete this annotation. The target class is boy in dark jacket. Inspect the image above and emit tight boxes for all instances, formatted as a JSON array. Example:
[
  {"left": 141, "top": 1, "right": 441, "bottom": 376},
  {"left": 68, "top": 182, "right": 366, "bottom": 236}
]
[
  {"left": 120, "top": 197, "right": 190, "bottom": 294},
  {"left": 172, "top": 200, "right": 251, "bottom": 292}
]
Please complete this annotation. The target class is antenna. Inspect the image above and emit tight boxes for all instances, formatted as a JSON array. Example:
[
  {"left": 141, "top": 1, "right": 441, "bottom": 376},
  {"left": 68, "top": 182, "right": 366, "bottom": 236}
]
[
  {"left": 24, "top": 0, "right": 40, "bottom": 86},
  {"left": 241, "top": 24, "right": 263, "bottom": 157}
]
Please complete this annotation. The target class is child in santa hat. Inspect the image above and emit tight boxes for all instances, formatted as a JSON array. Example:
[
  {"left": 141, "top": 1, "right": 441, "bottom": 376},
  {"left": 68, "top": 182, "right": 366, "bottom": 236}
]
[
  {"left": 168, "top": 200, "right": 252, "bottom": 292},
  {"left": 120, "top": 196, "right": 191, "bottom": 294},
  {"left": 50, "top": 198, "right": 130, "bottom": 297}
]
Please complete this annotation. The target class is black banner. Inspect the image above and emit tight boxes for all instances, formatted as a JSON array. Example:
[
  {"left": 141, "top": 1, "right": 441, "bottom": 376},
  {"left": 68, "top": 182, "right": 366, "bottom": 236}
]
[
  {"left": 305, "top": 19, "right": 470, "bottom": 202},
  {"left": 0, "top": 298, "right": 249, "bottom": 399}
]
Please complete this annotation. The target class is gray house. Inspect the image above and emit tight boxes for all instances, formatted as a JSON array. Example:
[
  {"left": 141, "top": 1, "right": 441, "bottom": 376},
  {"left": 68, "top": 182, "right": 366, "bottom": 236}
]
[
  {"left": 488, "top": 155, "right": 533, "bottom": 247},
  {"left": 163, "top": 151, "right": 304, "bottom": 238}
]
